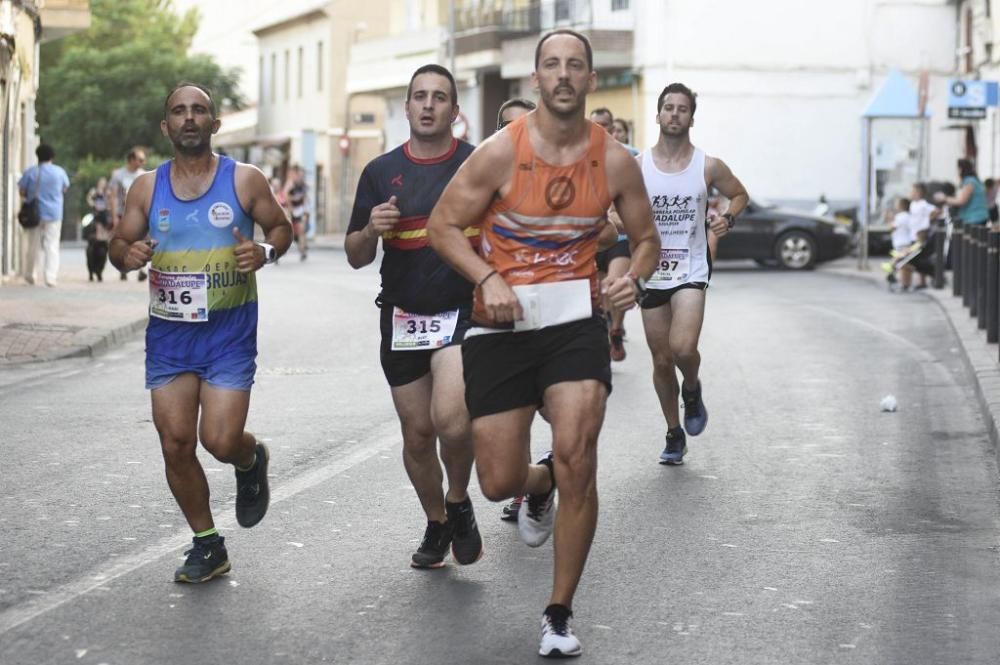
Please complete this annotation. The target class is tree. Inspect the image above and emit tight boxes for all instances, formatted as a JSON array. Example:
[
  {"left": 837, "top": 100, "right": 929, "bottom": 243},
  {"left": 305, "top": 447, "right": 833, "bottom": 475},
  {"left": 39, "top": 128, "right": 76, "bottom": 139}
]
[{"left": 37, "top": 0, "right": 245, "bottom": 166}]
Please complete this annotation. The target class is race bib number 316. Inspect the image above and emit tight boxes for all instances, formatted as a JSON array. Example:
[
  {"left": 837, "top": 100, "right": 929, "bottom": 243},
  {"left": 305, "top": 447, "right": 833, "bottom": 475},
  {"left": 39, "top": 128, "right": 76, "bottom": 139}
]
[
  {"left": 149, "top": 269, "right": 209, "bottom": 322},
  {"left": 391, "top": 308, "right": 459, "bottom": 350}
]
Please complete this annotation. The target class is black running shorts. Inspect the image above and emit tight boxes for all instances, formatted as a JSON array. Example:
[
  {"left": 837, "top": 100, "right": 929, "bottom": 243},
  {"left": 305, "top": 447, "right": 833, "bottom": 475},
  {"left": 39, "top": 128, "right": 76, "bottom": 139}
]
[
  {"left": 640, "top": 282, "right": 708, "bottom": 309},
  {"left": 596, "top": 238, "right": 631, "bottom": 274},
  {"left": 462, "top": 314, "right": 612, "bottom": 419},
  {"left": 379, "top": 305, "right": 471, "bottom": 387}
]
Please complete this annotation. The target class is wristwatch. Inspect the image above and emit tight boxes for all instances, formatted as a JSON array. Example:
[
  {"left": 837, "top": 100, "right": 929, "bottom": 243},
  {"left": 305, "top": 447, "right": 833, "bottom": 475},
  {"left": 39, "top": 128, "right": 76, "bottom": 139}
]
[
  {"left": 723, "top": 212, "right": 737, "bottom": 229},
  {"left": 626, "top": 270, "right": 647, "bottom": 299},
  {"left": 258, "top": 242, "right": 277, "bottom": 264}
]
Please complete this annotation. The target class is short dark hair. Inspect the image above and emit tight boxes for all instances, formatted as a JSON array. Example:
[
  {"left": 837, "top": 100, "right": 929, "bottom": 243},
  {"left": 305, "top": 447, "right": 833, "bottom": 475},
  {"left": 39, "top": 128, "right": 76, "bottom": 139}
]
[
  {"left": 406, "top": 64, "right": 458, "bottom": 106},
  {"left": 912, "top": 182, "right": 927, "bottom": 196},
  {"left": 35, "top": 144, "right": 55, "bottom": 162},
  {"left": 534, "top": 29, "right": 593, "bottom": 71},
  {"left": 497, "top": 98, "right": 536, "bottom": 130},
  {"left": 590, "top": 107, "right": 613, "bottom": 121},
  {"left": 657, "top": 82, "right": 697, "bottom": 116},
  {"left": 164, "top": 82, "right": 217, "bottom": 119},
  {"left": 898, "top": 197, "right": 911, "bottom": 210},
  {"left": 958, "top": 158, "right": 978, "bottom": 180}
]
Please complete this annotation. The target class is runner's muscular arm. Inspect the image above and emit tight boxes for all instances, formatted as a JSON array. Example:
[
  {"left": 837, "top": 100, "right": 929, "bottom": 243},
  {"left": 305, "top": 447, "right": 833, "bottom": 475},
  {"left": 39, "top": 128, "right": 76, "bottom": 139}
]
[
  {"left": 108, "top": 172, "right": 155, "bottom": 272},
  {"left": 235, "top": 164, "right": 293, "bottom": 272},
  {"left": 706, "top": 156, "right": 749, "bottom": 238},
  {"left": 603, "top": 145, "right": 659, "bottom": 310},
  {"left": 428, "top": 135, "right": 524, "bottom": 322}
]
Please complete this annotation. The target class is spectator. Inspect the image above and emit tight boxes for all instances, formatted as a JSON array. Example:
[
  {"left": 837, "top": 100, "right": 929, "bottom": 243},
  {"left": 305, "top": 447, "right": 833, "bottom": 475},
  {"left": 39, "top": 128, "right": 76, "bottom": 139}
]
[
  {"left": 18, "top": 143, "right": 70, "bottom": 287},
  {"left": 85, "top": 176, "right": 113, "bottom": 281},
  {"left": 907, "top": 183, "right": 939, "bottom": 290},
  {"left": 935, "top": 159, "right": 989, "bottom": 227},
  {"left": 889, "top": 197, "right": 914, "bottom": 290},
  {"left": 985, "top": 177, "right": 999, "bottom": 223},
  {"left": 109, "top": 147, "right": 148, "bottom": 281}
]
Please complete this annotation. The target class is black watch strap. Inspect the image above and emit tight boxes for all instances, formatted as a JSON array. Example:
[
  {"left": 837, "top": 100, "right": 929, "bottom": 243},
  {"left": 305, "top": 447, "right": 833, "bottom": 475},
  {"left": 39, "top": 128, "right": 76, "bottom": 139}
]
[{"left": 723, "top": 212, "right": 736, "bottom": 229}]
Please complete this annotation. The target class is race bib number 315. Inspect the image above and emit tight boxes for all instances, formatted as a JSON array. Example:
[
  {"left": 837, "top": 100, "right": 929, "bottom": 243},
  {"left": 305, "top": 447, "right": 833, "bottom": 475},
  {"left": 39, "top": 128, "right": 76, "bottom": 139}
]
[
  {"left": 149, "top": 269, "right": 209, "bottom": 322},
  {"left": 391, "top": 308, "right": 459, "bottom": 350}
]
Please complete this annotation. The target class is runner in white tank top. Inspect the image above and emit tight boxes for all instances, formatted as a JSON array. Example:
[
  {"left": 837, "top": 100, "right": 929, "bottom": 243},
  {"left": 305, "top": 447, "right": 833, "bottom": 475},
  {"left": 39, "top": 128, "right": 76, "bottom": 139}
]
[
  {"left": 639, "top": 83, "right": 749, "bottom": 466},
  {"left": 641, "top": 147, "right": 711, "bottom": 287}
]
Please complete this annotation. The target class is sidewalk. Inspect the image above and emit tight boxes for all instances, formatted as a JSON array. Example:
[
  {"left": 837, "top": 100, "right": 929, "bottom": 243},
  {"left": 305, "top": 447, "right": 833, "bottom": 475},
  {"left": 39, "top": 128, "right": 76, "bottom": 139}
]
[
  {"left": 0, "top": 234, "right": 346, "bottom": 365},
  {"left": 821, "top": 257, "right": 1000, "bottom": 452}
]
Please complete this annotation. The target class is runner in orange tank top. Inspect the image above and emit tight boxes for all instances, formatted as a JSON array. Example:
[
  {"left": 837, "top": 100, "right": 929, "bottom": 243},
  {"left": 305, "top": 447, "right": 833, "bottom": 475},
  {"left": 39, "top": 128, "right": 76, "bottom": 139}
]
[{"left": 427, "top": 29, "right": 660, "bottom": 659}]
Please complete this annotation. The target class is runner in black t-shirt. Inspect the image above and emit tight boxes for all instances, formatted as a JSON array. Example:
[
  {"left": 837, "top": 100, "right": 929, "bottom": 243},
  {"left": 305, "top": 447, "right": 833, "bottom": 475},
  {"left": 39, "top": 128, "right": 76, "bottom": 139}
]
[{"left": 345, "top": 64, "right": 482, "bottom": 569}]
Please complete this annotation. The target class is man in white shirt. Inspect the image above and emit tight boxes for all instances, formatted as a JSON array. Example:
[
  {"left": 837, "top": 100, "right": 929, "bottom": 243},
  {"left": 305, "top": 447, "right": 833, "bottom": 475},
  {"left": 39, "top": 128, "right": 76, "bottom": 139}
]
[{"left": 907, "top": 183, "right": 940, "bottom": 290}]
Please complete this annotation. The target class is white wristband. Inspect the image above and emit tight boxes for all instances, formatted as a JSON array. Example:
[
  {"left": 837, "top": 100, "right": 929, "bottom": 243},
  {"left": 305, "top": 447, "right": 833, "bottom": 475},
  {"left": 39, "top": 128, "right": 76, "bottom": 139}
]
[{"left": 258, "top": 242, "right": 277, "bottom": 264}]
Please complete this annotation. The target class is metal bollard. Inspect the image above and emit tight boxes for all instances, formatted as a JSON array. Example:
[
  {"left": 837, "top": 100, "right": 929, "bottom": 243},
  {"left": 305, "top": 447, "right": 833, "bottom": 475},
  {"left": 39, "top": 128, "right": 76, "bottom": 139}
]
[
  {"left": 953, "top": 221, "right": 964, "bottom": 297},
  {"left": 933, "top": 221, "right": 947, "bottom": 289},
  {"left": 977, "top": 226, "right": 988, "bottom": 328},
  {"left": 964, "top": 225, "right": 977, "bottom": 312},
  {"left": 987, "top": 228, "right": 999, "bottom": 343}
]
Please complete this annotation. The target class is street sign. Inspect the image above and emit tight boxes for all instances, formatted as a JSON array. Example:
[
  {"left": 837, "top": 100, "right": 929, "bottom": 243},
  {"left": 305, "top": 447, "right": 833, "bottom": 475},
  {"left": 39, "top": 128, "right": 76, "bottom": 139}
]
[{"left": 947, "top": 79, "right": 999, "bottom": 119}]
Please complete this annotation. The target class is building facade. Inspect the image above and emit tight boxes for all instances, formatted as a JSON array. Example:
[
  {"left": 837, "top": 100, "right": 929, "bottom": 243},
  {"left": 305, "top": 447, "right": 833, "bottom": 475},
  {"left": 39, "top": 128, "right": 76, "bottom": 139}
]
[{"left": 0, "top": 0, "right": 90, "bottom": 283}]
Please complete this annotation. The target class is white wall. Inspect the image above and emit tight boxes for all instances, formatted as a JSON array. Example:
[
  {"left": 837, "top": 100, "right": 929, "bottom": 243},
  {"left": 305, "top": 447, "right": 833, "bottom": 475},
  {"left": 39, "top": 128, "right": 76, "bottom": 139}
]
[
  {"left": 635, "top": 0, "right": 960, "bottom": 207},
  {"left": 257, "top": 19, "right": 333, "bottom": 158}
]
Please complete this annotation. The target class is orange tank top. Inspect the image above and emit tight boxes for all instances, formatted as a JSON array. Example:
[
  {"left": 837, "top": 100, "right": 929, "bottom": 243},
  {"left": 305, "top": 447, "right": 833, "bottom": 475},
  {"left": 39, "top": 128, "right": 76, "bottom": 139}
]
[{"left": 474, "top": 115, "right": 612, "bottom": 324}]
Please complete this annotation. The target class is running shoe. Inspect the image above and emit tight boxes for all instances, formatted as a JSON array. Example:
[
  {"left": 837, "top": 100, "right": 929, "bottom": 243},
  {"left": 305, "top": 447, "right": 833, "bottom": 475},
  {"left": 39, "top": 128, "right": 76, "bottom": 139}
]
[
  {"left": 446, "top": 496, "right": 484, "bottom": 565},
  {"left": 411, "top": 520, "right": 452, "bottom": 569},
  {"left": 519, "top": 452, "right": 556, "bottom": 547},
  {"left": 235, "top": 442, "right": 270, "bottom": 528},
  {"left": 659, "top": 427, "right": 687, "bottom": 465},
  {"left": 539, "top": 604, "right": 582, "bottom": 658},
  {"left": 609, "top": 328, "right": 626, "bottom": 362},
  {"left": 174, "top": 536, "right": 230, "bottom": 583},
  {"left": 681, "top": 381, "right": 708, "bottom": 436},
  {"left": 501, "top": 496, "right": 523, "bottom": 522}
]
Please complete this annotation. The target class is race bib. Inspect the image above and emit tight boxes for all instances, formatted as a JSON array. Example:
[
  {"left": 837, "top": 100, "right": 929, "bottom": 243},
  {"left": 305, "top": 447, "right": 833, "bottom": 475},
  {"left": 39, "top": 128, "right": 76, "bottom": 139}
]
[
  {"left": 649, "top": 248, "right": 690, "bottom": 288},
  {"left": 149, "top": 269, "right": 209, "bottom": 322},
  {"left": 391, "top": 308, "right": 459, "bottom": 350}
]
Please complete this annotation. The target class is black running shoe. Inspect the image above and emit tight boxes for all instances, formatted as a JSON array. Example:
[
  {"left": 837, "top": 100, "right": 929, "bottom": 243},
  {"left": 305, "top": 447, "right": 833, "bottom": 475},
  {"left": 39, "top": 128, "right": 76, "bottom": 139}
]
[
  {"left": 501, "top": 496, "right": 523, "bottom": 522},
  {"left": 681, "top": 381, "right": 708, "bottom": 436},
  {"left": 174, "top": 536, "right": 231, "bottom": 583},
  {"left": 447, "top": 496, "right": 483, "bottom": 565},
  {"left": 235, "top": 443, "right": 270, "bottom": 528},
  {"left": 411, "top": 520, "right": 452, "bottom": 569},
  {"left": 659, "top": 427, "right": 687, "bottom": 465}
]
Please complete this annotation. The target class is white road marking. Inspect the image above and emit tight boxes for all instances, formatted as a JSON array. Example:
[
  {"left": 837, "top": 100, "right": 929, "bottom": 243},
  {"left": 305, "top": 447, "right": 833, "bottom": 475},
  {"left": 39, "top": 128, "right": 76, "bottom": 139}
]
[{"left": 0, "top": 421, "right": 401, "bottom": 635}]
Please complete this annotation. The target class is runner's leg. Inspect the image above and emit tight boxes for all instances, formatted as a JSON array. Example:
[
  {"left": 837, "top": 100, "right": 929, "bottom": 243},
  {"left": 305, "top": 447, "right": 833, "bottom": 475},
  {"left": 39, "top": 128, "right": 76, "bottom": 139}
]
[
  {"left": 429, "top": 346, "right": 473, "bottom": 502},
  {"left": 543, "top": 379, "right": 606, "bottom": 608},
  {"left": 152, "top": 374, "right": 213, "bottom": 533},
  {"left": 391, "top": 374, "right": 446, "bottom": 522},
  {"left": 666, "top": 288, "right": 706, "bottom": 391},
  {"left": 642, "top": 303, "right": 680, "bottom": 428},
  {"left": 472, "top": 406, "right": 540, "bottom": 501},
  {"left": 198, "top": 383, "right": 255, "bottom": 468}
]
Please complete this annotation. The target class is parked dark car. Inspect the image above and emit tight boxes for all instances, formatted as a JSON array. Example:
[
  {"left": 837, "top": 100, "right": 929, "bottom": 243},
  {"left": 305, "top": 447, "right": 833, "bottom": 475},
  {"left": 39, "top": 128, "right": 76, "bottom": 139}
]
[{"left": 717, "top": 198, "right": 854, "bottom": 269}]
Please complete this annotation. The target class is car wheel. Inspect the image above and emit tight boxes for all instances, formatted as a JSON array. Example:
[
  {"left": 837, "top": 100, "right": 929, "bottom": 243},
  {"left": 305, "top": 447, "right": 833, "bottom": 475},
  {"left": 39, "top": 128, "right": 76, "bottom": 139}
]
[{"left": 775, "top": 231, "right": 816, "bottom": 270}]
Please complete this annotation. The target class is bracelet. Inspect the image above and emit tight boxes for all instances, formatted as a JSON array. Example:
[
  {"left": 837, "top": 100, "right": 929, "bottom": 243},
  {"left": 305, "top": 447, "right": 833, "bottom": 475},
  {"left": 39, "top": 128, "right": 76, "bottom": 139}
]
[{"left": 476, "top": 269, "right": 498, "bottom": 289}]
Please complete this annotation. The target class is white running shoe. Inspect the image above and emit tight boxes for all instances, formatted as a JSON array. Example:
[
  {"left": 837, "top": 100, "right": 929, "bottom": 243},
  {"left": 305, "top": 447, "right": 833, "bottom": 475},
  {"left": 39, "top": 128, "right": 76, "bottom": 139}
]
[
  {"left": 539, "top": 605, "right": 582, "bottom": 658},
  {"left": 518, "top": 452, "right": 556, "bottom": 547}
]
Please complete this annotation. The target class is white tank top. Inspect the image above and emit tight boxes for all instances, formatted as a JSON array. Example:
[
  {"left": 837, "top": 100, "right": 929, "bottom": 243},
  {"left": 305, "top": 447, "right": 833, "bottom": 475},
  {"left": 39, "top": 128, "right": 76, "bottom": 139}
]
[{"left": 640, "top": 147, "right": 710, "bottom": 288}]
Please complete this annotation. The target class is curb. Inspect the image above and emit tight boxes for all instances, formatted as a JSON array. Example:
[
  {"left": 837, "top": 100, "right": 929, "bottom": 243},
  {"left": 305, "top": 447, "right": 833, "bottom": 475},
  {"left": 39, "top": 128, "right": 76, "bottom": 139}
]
[{"left": 5, "top": 317, "right": 147, "bottom": 365}]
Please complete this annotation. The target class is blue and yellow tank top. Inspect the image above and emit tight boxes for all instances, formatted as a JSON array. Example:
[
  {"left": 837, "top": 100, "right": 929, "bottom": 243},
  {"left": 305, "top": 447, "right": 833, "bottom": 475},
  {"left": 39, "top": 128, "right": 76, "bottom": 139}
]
[{"left": 145, "top": 155, "right": 258, "bottom": 364}]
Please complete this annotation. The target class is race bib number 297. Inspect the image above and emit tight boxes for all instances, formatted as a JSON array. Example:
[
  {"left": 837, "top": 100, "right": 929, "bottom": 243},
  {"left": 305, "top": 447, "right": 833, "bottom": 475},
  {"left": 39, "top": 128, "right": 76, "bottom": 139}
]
[{"left": 149, "top": 269, "right": 209, "bottom": 322}]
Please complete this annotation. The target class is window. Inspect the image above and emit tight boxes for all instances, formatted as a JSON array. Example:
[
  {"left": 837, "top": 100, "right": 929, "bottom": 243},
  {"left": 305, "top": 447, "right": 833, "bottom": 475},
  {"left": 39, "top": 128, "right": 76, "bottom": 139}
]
[
  {"left": 297, "top": 47, "right": 304, "bottom": 98},
  {"left": 270, "top": 53, "right": 276, "bottom": 103},
  {"left": 284, "top": 49, "right": 290, "bottom": 100},
  {"left": 317, "top": 41, "right": 324, "bottom": 91},
  {"left": 612, "top": 0, "right": 629, "bottom": 9},
  {"left": 258, "top": 55, "right": 264, "bottom": 105},
  {"left": 555, "top": 0, "right": 570, "bottom": 21}
]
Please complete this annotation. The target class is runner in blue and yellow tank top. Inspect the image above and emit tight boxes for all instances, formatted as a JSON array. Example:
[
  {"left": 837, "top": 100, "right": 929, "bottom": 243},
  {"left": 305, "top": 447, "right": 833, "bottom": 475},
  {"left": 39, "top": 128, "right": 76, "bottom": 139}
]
[{"left": 109, "top": 83, "right": 291, "bottom": 584}]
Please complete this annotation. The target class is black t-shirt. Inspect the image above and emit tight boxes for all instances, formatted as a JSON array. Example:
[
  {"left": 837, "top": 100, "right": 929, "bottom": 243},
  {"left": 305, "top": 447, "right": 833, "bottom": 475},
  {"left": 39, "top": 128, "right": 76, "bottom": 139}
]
[{"left": 348, "top": 139, "right": 476, "bottom": 314}]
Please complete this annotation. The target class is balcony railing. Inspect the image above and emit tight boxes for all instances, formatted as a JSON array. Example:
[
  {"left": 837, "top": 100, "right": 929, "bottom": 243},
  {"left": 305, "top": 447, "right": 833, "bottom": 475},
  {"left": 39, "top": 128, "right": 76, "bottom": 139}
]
[{"left": 454, "top": 0, "right": 593, "bottom": 35}]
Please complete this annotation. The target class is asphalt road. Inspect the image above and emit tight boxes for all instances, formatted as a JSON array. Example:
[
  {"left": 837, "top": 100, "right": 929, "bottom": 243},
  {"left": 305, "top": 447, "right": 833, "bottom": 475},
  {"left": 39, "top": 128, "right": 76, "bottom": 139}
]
[{"left": 1, "top": 251, "right": 998, "bottom": 665}]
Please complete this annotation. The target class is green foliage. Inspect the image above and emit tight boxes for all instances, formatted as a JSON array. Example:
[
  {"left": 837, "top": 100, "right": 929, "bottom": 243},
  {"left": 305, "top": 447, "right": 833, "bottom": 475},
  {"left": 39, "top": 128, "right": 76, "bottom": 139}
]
[{"left": 38, "top": 0, "right": 244, "bottom": 170}]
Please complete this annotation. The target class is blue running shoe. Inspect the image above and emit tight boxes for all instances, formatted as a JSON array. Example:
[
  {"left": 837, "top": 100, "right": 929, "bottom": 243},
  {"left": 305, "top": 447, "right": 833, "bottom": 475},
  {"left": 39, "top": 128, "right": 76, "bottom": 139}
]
[
  {"left": 659, "top": 427, "right": 687, "bottom": 465},
  {"left": 682, "top": 381, "right": 708, "bottom": 436}
]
